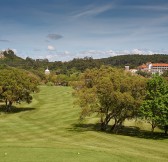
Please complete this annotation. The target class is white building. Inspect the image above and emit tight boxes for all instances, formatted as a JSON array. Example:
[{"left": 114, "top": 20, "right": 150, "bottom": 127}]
[
  {"left": 138, "top": 62, "right": 168, "bottom": 75},
  {"left": 45, "top": 67, "right": 50, "bottom": 75},
  {"left": 125, "top": 66, "right": 138, "bottom": 74}
]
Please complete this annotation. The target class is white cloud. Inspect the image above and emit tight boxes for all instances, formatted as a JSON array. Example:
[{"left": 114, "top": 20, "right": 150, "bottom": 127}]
[
  {"left": 47, "top": 45, "right": 55, "bottom": 51},
  {"left": 41, "top": 50, "right": 72, "bottom": 61},
  {"left": 73, "top": 4, "right": 114, "bottom": 18},
  {"left": 45, "top": 55, "right": 53, "bottom": 59},
  {"left": 73, "top": 49, "right": 166, "bottom": 60},
  {"left": 131, "top": 49, "right": 144, "bottom": 54},
  {"left": 12, "top": 49, "right": 17, "bottom": 54},
  {"left": 147, "top": 51, "right": 154, "bottom": 55},
  {"left": 130, "top": 49, "right": 155, "bottom": 55},
  {"left": 23, "top": 49, "right": 168, "bottom": 62},
  {"left": 64, "top": 50, "right": 70, "bottom": 55}
]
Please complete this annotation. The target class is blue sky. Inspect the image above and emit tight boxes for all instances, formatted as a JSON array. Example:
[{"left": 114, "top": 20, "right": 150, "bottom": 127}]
[{"left": 0, "top": 0, "right": 168, "bottom": 61}]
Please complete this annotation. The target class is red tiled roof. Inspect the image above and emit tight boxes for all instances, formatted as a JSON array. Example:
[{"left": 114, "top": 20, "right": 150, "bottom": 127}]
[
  {"left": 152, "top": 63, "right": 168, "bottom": 67},
  {"left": 139, "top": 64, "right": 147, "bottom": 69}
]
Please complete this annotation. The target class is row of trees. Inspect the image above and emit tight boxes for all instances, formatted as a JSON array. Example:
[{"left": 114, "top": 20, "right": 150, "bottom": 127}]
[
  {"left": 1, "top": 50, "right": 168, "bottom": 89},
  {"left": 73, "top": 66, "right": 168, "bottom": 134},
  {"left": 2, "top": 50, "right": 168, "bottom": 74}
]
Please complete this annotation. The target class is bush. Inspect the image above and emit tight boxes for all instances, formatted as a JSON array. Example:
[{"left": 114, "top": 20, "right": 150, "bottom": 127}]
[{"left": 46, "top": 82, "right": 54, "bottom": 86}]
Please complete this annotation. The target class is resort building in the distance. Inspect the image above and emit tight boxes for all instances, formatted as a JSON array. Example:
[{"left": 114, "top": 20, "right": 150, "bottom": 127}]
[{"left": 138, "top": 62, "right": 168, "bottom": 75}]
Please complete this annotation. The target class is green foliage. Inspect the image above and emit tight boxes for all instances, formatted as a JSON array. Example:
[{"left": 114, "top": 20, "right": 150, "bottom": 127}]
[
  {"left": 74, "top": 66, "right": 147, "bottom": 132},
  {"left": 0, "top": 86, "right": 167, "bottom": 162},
  {"left": 0, "top": 68, "right": 39, "bottom": 111},
  {"left": 46, "top": 81, "right": 54, "bottom": 86},
  {"left": 55, "top": 74, "right": 69, "bottom": 86},
  {"left": 0, "top": 50, "right": 25, "bottom": 68},
  {"left": 136, "top": 70, "right": 152, "bottom": 78},
  {"left": 29, "top": 69, "right": 46, "bottom": 81},
  {"left": 101, "top": 54, "right": 168, "bottom": 68},
  {"left": 1, "top": 49, "right": 168, "bottom": 78},
  {"left": 162, "top": 70, "right": 168, "bottom": 83},
  {"left": 140, "top": 75, "right": 168, "bottom": 133}
]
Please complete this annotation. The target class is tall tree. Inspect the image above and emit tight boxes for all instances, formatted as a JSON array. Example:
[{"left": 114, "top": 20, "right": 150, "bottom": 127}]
[
  {"left": 0, "top": 68, "right": 39, "bottom": 111},
  {"left": 74, "top": 66, "right": 146, "bottom": 133},
  {"left": 140, "top": 75, "right": 168, "bottom": 133}
]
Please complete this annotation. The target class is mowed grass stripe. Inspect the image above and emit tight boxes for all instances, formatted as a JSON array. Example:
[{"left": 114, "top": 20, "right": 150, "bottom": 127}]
[{"left": 0, "top": 86, "right": 167, "bottom": 162}]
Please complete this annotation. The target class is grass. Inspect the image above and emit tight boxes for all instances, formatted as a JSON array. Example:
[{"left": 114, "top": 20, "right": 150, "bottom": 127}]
[{"left": 0, "top": 86, "right": 167, "bottom": 162}]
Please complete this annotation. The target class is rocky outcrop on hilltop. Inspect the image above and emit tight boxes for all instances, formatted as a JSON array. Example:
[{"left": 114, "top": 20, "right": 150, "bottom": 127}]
[{"left": 0, "top": 51, "right": 5, "bottom": 59}]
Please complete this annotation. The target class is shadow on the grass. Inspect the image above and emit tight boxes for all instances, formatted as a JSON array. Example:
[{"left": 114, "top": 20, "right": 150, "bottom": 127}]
[
  {"left": 0, "top": 105, "right": 35, "bottom": 113},
  {"left": 68, "top": 123, "right": 168, "bottom": 140},
  {"left": 116, "top": 126, "right": 168, "bottom": 140},
  {"left": 68, "top": 123, "right": 100, "bottom": 132}
]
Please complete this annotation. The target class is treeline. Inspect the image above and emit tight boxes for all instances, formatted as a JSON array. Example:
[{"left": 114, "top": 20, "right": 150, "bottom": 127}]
[
  {"left": 73, "top": 66, "right": 168, "bottom": 135},
  {"left": 100, "top": 54, "right": 168, "bottom": 68},
  {"left": 1, "top": 50, "right": 168, "bottom": 73},
  {"left": 1, "top": 49, "right": 168, "bottom": 86}
]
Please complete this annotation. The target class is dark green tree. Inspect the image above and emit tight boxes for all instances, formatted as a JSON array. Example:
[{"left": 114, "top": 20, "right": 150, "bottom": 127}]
[
  {"left": 136, "top": 70, "right": 151, "bottom": 78},
  {"left": 74, "top": 66, "right": 146, "bottom": 133},
  {"left": 0, "top": 68, "right": 39, "bottom": 111},
  {"left": 140, "top": 75, "right": 168, "bottom": 133}
]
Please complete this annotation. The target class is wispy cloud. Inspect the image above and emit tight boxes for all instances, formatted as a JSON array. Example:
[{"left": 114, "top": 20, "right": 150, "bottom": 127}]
[
  {"left": 0, "top": 39, "right": 10, "bottom": 42},
  {"left": 12, "top": 49, "right": 17, "bottom": 54},
  {"left": 35, "top": 48, "right": 168, "bottom": 62},
  {"left": 75, "top": 49, "right": 166, "bottom": 59},
  {"left": 47, "top": 34, "right": 63, "bottom": 40},
  {"left": 44, "top": 51, "right": 72, "bottom": 61},
  {"left": 73, "top": 4, "right": 114, "bottom": 18},
  {"left": 47, "top": 45, "right": 56, "bottom": 51},
  {"left": 132, "top": 4, "right": 168, "bottom": 11}
]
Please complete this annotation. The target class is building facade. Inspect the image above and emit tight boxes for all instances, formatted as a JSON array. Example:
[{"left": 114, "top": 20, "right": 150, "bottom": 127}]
[
  {"left": 138, "top": 62, "right": 168, "bottom": 75},
  {"left": 45, "top": 67, "right": 50, "bottom": 75}
]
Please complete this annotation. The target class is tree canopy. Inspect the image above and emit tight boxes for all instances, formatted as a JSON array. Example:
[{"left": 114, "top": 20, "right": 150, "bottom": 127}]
[
  {"left": 0, "top": 68, "right": 39, "bottom": 111},
  {"left": 74, "top": 66, "right": 147, "bottom": 133},
  {"left": 140, "top": 75, "right": 168, "bottom": 134}
]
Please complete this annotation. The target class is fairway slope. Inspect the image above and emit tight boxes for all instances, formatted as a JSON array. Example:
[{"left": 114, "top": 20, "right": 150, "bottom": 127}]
[{"left": 0, "top": 86, "right": 167, "bottom": 162}]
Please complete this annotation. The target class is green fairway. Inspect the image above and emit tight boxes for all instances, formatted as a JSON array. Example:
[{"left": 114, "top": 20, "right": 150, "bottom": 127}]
[{"left": 0, "top": 86, "right": 167, "bottom": 162}]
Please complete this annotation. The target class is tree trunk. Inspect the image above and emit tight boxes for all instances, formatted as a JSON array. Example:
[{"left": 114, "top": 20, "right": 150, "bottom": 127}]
[
  {"left": 151, "top": 125, "right": 155, "bottom": 133},
  {"left": 100, "top": 114, "right": 112, "bottom": 131},
  {"left": 5, "top": 99, "right": 8, "bottom": 112},
  {"left": 6, "top": 100, "right": 13, "bottom": 112},
  {"left": 110, "top": 117, "right": 124, "bottom": 134},
  {"left": 164, "top": 125, "right": 168, "bottom": 135},
  {"left": 110, "top": 123, "right": 116, "bottom": 131},
  {"left": 5, "top": 99, "right": 7, "bottom": 107},
  {"left": 100, "top": 113, "right": 106, "bottom": 131},
  {"left": 101, "top": 122, "right": 107, "bottom": 131},
  {"left": 110, "top": 118, "right": 117, "bottom": 132}
]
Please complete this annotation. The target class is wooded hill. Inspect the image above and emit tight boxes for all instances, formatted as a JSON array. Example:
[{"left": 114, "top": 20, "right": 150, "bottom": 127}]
[{"left": 1, "top": 50, "right": 168, "bottom": 73}]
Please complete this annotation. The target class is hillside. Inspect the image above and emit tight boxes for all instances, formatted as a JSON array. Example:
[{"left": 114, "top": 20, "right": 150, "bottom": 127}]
[
  {"left": 99, "top": 54, "right": 168, "bottom": 68},
  {"left": 0, "top": 86, "right": 167, "bottom": 162},
  {"left": 0, "top": 49, "right": 25, "bottom": 68},
  {"left": 1, "top": 49, "right": 168, "bottom": 72}
]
